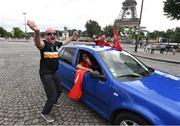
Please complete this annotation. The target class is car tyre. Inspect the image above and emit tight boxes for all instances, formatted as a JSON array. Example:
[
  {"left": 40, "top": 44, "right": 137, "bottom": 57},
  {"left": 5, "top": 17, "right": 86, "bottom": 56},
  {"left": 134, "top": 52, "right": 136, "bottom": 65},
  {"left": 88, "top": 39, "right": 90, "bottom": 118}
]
[{"left": 113, "top": 112, "right": 151, "bottom": 126}]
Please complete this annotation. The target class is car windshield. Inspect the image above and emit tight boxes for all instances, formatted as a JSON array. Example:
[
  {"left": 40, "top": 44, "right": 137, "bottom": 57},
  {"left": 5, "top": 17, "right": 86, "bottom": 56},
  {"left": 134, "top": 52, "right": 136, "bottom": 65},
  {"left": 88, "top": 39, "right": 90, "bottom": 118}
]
[{"left": 99, "top": 50, "right": 150, "bottom": 78}]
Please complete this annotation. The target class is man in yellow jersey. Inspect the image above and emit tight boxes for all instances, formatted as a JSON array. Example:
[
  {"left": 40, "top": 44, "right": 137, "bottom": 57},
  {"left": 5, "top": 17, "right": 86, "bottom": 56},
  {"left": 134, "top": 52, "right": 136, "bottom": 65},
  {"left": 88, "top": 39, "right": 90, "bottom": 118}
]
[{"left": 27, "top": 20, "right": 78, "bottom": 123}]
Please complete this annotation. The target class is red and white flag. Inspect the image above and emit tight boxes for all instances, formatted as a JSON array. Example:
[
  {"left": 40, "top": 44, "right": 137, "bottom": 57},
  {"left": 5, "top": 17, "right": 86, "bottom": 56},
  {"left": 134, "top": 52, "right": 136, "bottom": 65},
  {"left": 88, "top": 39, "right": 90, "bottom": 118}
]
[
  {"left": 112, "top": 26, "right": 123, "bottom": 51},
  {"left": 68, "top": 69, "right": 87, "bottom": 100}
]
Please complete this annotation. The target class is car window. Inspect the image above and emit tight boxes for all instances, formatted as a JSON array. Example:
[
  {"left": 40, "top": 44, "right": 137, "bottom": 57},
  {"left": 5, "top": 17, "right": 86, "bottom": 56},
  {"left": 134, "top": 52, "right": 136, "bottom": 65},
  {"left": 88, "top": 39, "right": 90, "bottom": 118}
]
[
  {"left": 99, "top": 50, "right": 150, "bottom": 78},
  {"left": 59, "top": 48, "right": 75, "bottom": 65},
  {"left": 77, "top": 50, "right": 103, "bottom": 75}
]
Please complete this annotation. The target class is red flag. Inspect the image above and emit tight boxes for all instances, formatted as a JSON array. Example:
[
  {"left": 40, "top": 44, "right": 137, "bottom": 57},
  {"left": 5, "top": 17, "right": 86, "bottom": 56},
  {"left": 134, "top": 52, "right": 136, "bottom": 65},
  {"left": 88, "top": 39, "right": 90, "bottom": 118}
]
[
  {"left": 112, "top": 26, "right": 123, "bottom": 51},
  {"left": 68, "top": 69, "right": 87, "bottom": 100}
]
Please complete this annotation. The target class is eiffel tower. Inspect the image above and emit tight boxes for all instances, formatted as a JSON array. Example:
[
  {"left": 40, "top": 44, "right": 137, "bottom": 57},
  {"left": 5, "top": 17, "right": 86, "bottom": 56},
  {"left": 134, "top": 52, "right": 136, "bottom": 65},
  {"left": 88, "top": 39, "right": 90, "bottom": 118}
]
[{"left": 114, "top": 0, "right": 139, "bottom": 28}]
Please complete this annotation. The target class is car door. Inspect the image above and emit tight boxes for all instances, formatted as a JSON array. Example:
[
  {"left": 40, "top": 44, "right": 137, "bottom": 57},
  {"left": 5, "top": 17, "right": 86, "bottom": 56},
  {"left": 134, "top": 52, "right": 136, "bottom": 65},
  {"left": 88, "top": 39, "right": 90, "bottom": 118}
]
[
  {"left": 57, "top": 47, "right": 76, "bottom": 90},
  {"left": 78, "top": 51, "right": 112, "bottom": 115},
  {"left": 82, "top": 74, "right": 111, "bottom": 116}
]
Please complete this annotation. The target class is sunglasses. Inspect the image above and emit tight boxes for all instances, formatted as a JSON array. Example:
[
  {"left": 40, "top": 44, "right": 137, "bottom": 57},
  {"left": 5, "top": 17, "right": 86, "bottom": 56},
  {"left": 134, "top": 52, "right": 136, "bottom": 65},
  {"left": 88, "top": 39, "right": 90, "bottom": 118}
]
[{"left": 46, "top": 33, "right": 57, "bottom": 36}]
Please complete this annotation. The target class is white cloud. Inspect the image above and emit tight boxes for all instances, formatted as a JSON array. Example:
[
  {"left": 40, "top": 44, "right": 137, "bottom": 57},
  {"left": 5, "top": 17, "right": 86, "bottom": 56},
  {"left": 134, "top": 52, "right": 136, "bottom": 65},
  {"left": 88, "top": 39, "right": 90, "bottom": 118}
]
[{"left": 0, "top": 0, "right": 179, "bottom": 32}]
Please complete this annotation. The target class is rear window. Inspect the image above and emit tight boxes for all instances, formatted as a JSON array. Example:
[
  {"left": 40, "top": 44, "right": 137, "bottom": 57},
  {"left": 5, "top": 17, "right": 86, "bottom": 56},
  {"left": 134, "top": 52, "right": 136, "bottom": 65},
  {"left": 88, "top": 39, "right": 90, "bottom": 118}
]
[{"left": 59, "top": 48, "right": 75, "bottom": 65}]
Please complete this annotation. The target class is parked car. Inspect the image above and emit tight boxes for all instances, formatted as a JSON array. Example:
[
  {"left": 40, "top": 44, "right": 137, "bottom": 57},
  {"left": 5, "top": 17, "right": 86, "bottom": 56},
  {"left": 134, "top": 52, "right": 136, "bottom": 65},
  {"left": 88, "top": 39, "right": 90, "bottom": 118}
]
[
  {"left": 0, "top": 37, "right": 5, "bottom": 41},
  {"left": 56, "top": 43, "right": 180, "bottom": 125}
]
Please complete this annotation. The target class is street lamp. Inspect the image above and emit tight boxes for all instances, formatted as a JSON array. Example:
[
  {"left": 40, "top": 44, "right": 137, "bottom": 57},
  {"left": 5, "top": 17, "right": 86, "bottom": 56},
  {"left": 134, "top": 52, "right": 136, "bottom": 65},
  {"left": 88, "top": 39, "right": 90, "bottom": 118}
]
[
  {"left": 134, "top": 0, "right": 144, "bottom": 52},
  {"left": 23, "top": 12, "right": 27, "bottom": 42}
]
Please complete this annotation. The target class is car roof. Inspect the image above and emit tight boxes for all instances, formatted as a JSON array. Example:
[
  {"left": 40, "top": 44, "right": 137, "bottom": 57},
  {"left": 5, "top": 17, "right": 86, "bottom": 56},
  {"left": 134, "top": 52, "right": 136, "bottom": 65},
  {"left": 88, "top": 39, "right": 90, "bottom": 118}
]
[{"left": 64, "top": 42, "right": 114, "bottom": 52}]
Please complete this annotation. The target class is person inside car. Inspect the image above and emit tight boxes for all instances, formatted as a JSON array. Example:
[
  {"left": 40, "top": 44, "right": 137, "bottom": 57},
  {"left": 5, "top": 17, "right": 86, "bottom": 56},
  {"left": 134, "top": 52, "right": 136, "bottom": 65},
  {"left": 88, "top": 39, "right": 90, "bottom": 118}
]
[
  {"left": 68, "top": 53, "right": 94, "bottom": 100},
  {"left": 76, "top": 53, "right": 94, "bottom": 73}
]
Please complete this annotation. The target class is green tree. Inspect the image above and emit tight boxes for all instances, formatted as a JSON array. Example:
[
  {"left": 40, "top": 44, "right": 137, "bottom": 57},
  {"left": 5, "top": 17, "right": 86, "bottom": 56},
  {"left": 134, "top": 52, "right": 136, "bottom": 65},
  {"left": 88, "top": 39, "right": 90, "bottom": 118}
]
[
  {"left": 165, "top": 29, "right": 175, "bottom": 41},
  {"left": 0, "top": 27, "right": 8, "bottom": 37},
  {"left": 126, "top": 27, "right": 136, "bottom": 39},
  {"left": 55, "top": 30, "right": 62, "bottom": 37},
  {"left": 68, "top": 29, "right": 78, "bottom": 36},
  {"left": 85, "top": 20, "right": 101, "bottom": 38},
  {"left": 13, "top": 27, "right": 25, "bottom": 38},
  {"left": 174, "top": 27, "right": 180, "bottom": 43},
  {"left": 149, "top": 30, "right": 166, "bottom": 40},
  {"left": 163, "top": 0, "right": 180, "bottom": 20},
  {"left": 81, "top": 31, "right": 88, "bottom": 37},
  {"left": 6, "top": 32, "right": 13, "bottom": 38},
  {"left": 116, "top": 25, "right": 125, "bottom": 36},
  {"left": 149, "top": 31, "right": 159, "bottom": 39},
  {"left": 77, "top": 30, "right": 82, "bottom": 37},
  {"left": 138, "top": 32, "right": 145, "bottom": 41},
  {"left": 103, "top": 25, "right": 113, "bottom": 37}
]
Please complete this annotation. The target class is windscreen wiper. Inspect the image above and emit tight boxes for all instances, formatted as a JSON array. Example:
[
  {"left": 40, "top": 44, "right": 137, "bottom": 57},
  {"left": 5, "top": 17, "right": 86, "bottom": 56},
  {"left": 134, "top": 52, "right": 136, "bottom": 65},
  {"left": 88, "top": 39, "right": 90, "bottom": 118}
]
[
  {"left": 117, "top": 74, "right": 141, "bottom": 78},
  {"left": 139, "top": 71, "right": 151, "bottom": 77}
]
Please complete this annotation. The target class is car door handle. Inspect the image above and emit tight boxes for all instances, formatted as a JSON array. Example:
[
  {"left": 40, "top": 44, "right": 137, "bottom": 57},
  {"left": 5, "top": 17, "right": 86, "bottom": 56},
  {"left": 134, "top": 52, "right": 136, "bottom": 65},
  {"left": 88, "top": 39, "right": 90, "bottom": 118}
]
[
  {"left": 113, "top": 92, "right": 119, "bottom": 96},
  {"left": 98, "top": 80, "right": 104, "bottom": 84}
]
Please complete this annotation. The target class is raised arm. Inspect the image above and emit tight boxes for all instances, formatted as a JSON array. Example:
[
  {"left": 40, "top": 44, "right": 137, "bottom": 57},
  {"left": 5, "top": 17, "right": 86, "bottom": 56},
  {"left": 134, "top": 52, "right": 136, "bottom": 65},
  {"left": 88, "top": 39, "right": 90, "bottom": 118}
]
[
  {"left": 27, "top": 20, "right": 44, "bottom": 49},
  {"left": 62, "top": 31, "right": 78, "bottom": 45}
]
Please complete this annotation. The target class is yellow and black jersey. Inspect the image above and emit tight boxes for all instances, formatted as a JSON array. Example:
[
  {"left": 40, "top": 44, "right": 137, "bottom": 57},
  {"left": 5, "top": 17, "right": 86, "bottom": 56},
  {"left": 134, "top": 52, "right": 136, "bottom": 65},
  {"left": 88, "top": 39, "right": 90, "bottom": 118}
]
[{"left": 39, "top": 40, "right": 63, "bottom": 75}]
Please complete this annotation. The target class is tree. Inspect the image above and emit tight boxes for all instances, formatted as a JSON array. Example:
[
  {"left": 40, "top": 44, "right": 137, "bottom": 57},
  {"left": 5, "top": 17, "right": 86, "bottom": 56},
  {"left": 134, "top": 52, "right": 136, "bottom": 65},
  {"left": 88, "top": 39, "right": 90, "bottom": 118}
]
[
  {"left": 138, "top": 32, "right": 145, "bottom": 41},
  {"left": 116, "top": 25, "right": 125, "bottom": 36},
  {"left": 77, "top": 30, "right": 82, "bottom": 37},
  {"left": 126, "top": 27, "right": 136, "bottom": 40},
  {"left": 174, "top": 27, "right": 180, "bottom": 43},
  {"left": 103, "top": 25, "right": 113, "bottom": 37},
  {"left": 68, "top": 29, "right": 78, "bottom": 36},
  {"left": 85, "top": 20, "right": 101, "bottom": 38},
  {"left": 149, "top": 30, "right": 166, "bottom": 40},
  {"left": 55, "top": 30, "right": 62, "bottom": 37},
  {"left": 12, "top": 27, "right": 25, "bottom": 38},
  {"left": 163, "top": 0, "right": 180, "bottom": 20},
  {"left": 149, "top": 31, "right": 159, "bottom": 39},
  {"left": 6, "top": 32, "right": 13, "bottom": 38},
  {"left": 81, "top": 31, "right": 88, "bottom": 37},
  {"left": 165, "top": 29, "right": 175, "bottom": 41},
  {"left": 0, "top": 27, "right": 8, "bottom": 37}
]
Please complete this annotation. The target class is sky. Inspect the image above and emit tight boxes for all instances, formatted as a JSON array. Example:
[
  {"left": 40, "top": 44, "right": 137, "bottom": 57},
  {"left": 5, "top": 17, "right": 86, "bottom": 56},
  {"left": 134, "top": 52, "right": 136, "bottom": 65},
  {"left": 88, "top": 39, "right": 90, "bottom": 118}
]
[{"left": 0, "top": 0, "right": 179, "bottom": 32}]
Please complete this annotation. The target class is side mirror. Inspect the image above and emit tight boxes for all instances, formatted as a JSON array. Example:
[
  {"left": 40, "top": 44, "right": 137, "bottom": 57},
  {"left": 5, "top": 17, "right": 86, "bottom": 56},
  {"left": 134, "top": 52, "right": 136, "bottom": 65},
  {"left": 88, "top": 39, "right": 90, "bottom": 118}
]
[{"left": 90, "top": 71, "right": 107, "bottom": 81}]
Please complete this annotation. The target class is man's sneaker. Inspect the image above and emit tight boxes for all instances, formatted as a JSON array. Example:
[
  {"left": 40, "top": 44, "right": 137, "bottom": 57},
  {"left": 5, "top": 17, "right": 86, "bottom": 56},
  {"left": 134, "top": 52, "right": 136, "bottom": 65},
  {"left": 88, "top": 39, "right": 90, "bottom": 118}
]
[
  {"left": 54, "top": 102, "right": 60, "bottom": 107},
  {"left": 41, "top": 113, "right": 54, "bottom": 123}
]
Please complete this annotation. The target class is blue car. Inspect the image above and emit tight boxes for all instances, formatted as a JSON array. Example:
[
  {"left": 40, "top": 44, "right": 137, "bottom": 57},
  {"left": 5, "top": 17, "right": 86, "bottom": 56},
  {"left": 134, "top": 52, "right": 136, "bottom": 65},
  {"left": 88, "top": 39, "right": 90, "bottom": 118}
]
[{"left": 56, "top": 43, "right": 180, "bottom": 125}]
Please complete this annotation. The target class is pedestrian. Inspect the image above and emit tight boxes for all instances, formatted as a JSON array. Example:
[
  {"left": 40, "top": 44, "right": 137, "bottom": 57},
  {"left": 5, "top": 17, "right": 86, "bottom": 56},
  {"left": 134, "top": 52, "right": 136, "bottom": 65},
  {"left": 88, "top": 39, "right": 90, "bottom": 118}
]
[
  {"left": 27, "top": 20, "right": 78, "bottom": 123},
  {"left": 146, "top": 44, "right": 151, "bottom": 53},
  {"left": 143, "top": 43, "right": 147, "bottom": 52},
  {"left": 139, "top": 41, "right": 143, "bottom": 48},
  {"left": 172, "top": 44, "right": 178, "bottom": 55},
  {"left": 150, "top": 44, "right": 155, "bottom": 54},
  {"left": 165, "top": 44, "right": 171, "bottom": 54},
  {"left": 160, "top": 44, "right": 165, "bottom": 54}
]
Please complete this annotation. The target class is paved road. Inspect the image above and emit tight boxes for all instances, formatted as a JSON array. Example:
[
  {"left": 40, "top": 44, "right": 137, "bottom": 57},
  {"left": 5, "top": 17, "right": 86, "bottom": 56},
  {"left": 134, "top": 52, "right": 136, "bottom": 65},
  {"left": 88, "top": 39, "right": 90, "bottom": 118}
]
[
  {"left": 122, "top": 44, "right": 180, "bottom": 64},
  {"left": 0, "top": 41, "right": 106, "bottom": 125},
  {"left": 0, "top": 41, "right": 179, "bottom": 125},
  {"left": 136, "top": 57, "right": 180, "bottom": 77},
  {"left": 122, "top": 44, "right": 180, "bottom": 77}
]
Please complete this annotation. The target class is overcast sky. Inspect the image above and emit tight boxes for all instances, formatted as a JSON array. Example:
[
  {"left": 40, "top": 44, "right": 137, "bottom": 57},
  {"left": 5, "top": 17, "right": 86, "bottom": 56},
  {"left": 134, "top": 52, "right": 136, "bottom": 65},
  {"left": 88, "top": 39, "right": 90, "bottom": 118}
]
[{"left": 0, "top": 0, "right": 179, "bottom": 32}]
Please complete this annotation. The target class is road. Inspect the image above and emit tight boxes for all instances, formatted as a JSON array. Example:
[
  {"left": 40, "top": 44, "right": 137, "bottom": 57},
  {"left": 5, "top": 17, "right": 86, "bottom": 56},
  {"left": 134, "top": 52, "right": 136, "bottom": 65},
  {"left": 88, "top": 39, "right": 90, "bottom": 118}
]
[
  {"left": 121, "top": 44, "right": 180, "bottom": 77},
  {"left": 136, "top": 57, "right": 180, "bottom": 77},
  {"left": 0, "top": 41, "right": 179, "bottom": 125},
  {"left": 0, "top": 41, "right": 106, "bottom": 125}
]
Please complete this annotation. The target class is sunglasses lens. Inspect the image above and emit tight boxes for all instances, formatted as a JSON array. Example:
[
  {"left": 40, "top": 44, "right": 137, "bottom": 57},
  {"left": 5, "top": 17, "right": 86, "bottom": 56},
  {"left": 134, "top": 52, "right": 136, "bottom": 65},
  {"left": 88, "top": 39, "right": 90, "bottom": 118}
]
[{"left": 46, "top": 33, "right": 56, "bottom": 36}]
